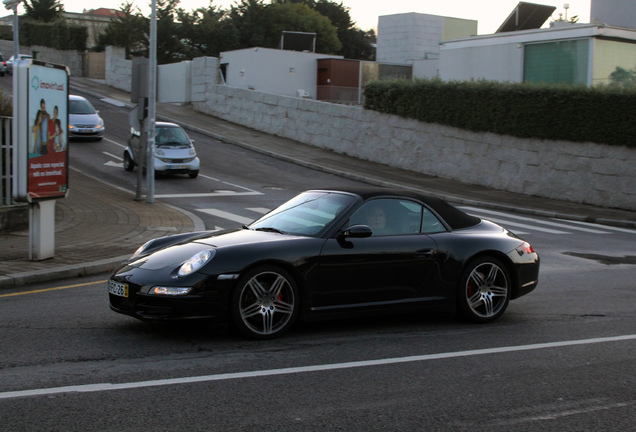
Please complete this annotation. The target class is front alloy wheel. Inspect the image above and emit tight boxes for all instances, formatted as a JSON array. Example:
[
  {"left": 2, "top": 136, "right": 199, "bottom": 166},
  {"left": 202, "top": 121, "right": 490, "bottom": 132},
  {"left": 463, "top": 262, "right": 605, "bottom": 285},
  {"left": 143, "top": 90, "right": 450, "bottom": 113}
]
[
  {"left": 232, "top": 266, "right": 299, "bottom": 339},
  {"left": 458, "top": 256, "right": 511, "bottom": 323}
]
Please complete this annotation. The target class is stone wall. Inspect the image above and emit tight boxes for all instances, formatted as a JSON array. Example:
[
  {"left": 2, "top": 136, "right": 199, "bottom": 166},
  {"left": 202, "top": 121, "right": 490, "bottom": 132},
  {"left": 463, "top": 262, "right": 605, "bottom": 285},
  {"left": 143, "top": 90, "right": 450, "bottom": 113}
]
[
  {"left": 192, "top": 84, "right": 636, "bottom": 211},
  {"left": 105, "top": 46, "right": 131, "bottom": 92},
  {"left": 0, "top": 41, "right": 83, "bottom": 76}
]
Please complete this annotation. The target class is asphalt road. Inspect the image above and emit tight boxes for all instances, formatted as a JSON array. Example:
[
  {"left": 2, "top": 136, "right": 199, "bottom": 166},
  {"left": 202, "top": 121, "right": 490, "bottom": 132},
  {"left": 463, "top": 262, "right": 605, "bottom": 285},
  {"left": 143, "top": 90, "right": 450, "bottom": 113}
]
[{"left": 0, "top": 82, "right": 634, "bottom": 431}]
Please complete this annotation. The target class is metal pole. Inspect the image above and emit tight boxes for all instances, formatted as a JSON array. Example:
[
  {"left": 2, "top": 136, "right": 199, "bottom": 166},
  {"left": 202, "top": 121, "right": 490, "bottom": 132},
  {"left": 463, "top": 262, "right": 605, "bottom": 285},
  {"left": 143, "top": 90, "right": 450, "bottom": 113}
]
[
  {"left": 146, "top": 0, "right": 157, "bottom": 203},
  {"left": 12, "top": 4, "right": 18, "bottom": 61}
]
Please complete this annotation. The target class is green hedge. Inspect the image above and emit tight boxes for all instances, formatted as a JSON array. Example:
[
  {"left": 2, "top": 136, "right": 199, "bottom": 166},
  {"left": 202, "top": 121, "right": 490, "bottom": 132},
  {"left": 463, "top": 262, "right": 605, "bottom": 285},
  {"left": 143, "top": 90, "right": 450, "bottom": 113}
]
[
  {"left": 19, "top": 19, "right": 87, "bottom": 52},
  {"left": 363, "top": 79, "right": 636, "bottom": 148}
]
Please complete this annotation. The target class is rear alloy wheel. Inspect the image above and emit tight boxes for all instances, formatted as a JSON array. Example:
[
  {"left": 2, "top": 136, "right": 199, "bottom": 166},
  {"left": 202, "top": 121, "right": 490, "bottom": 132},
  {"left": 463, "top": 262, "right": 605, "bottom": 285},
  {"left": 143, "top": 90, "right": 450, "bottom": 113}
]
[
  {"left": 458, "top": 256, "right": 511, "bottom": 323},
  {"left": 232, "top": 266, "right": 299, "bottom": 339},
  {"left": 123, "top": 152, "right": 135, "bottom": 171}
]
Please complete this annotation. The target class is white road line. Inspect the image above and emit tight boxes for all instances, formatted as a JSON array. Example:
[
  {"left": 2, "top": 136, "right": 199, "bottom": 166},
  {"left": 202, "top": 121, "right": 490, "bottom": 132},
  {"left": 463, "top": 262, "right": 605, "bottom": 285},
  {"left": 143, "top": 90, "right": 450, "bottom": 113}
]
[
  {"left": 247, "top": 207, "right": 270, "bottom": 214},
  {"left": 155, "top": 191, "right": 261, "bottom": 198},
  {"left": 198, "top": 174, "right": 263, "bottom": 196},
  {"left": 198, "top": 208, "right": 254, "bottom": 224},
  {"left": 556, "top": 219, "right": 636, "bottom": 234},
  {"left": 461, "top": 206, "right": 611, "bottom": 234},
  {"left": 475, "top": 216, "right": 570, "bottom": 234},
  {"left": 102, "top": 137, "right": 126, "bottom": 148},
  {"left": 1, "top": 334, "right": 633, "bottom": 400},
  {"left": 102, "top": 151, "right": 122, "bottom": 161}
]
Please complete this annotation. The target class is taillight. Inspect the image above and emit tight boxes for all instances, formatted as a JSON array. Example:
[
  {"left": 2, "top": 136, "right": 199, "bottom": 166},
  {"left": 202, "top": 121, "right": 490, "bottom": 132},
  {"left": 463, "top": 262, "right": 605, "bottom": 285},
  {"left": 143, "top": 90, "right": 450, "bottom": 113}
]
[{"left": 517, "top": 241, "right": 535, "bottom": 255}]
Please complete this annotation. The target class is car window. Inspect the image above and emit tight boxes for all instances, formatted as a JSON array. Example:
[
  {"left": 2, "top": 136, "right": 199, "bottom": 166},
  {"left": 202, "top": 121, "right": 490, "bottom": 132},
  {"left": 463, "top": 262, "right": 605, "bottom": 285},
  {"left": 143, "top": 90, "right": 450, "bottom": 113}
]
[
  {"left": 69, "top": 99, "right": 96, "bottom": 115},
  {"left": 349, "top": 198, "right": 444, "bottom": 236},
  {"left": 249, "top": 192, "right": 356, "bottom": 236},
  {"left": 155, "top": 126, "right": 191, "bottom": 146}
]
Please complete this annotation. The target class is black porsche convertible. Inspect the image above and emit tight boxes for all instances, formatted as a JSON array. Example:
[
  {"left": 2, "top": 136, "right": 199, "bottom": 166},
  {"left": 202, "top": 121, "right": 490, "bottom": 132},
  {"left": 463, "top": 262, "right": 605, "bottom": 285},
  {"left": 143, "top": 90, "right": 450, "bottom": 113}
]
[{"left": 108, "top": 188, "right": 540, "bottom": 339}]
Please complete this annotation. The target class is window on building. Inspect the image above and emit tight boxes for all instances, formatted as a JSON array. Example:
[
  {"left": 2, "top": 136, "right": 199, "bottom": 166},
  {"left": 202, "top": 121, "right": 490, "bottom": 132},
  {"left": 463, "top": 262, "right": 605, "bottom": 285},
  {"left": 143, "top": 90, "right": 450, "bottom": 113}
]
[{"left": 523, "top": 39, "right": 589, "bottom": 85}]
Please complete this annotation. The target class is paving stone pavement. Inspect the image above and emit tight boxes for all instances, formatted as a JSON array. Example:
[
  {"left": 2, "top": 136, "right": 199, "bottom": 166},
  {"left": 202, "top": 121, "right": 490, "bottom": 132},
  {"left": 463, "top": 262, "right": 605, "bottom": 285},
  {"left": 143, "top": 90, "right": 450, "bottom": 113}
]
[{"left": 0, "top": 169, "right": 196, "bottom": 287}]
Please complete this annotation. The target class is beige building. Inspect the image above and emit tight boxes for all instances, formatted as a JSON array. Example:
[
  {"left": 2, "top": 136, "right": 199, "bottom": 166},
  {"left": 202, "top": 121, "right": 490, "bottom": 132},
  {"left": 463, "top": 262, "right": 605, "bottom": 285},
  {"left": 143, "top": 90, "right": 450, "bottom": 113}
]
[{"left": 0, "top": 8, "right": 121, "bottom": 49}]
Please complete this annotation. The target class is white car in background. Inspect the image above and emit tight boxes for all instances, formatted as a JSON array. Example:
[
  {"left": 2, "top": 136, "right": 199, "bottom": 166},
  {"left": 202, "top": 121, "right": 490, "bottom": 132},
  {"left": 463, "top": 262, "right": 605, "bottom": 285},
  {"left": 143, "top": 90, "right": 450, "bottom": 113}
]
[
  {"left": 6, "top": 54, "right": 33, "bottom": 75},
  {"left": 68, "top": 95, "right": 105, "bottom": 141},
  {"left": 124, "top": 122, "right": 200, "bottom": 178}
]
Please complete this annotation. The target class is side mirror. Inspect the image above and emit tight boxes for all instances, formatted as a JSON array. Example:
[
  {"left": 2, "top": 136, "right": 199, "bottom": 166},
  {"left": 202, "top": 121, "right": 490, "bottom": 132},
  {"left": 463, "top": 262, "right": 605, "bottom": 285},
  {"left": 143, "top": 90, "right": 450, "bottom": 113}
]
[{"left": 340, "top": 224, "right": 373, "bottom": 238}]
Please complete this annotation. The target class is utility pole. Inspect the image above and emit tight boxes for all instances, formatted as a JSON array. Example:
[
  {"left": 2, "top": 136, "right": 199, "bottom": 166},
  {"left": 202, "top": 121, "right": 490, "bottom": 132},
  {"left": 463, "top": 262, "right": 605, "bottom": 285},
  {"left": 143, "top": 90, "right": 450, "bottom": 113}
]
[{"left": 146, "top": 0, "right": 157, "bottom": 204}]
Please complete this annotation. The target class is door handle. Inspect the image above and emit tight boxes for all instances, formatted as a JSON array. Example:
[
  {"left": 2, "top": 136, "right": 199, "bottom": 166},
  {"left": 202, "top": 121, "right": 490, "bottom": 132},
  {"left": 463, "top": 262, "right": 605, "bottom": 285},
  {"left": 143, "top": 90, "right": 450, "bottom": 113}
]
[{"left": 416, "top": 248, "right": 435, "bottom": 257}]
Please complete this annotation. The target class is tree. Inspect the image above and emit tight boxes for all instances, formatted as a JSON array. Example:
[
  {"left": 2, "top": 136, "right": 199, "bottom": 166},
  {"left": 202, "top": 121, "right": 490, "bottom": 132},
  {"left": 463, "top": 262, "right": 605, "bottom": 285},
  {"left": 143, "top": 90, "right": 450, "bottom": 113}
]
[
  {"left": 273, "top": 0, "right": 374, "bottom": 59},
  {"left": 263, "top": 2, "right": 341, "bottom": 53},
  {"left": 155, "top": 0, "right": 185, "bottom": 63},
  {"left": 228, "top": 0, "right": 270, "bottom": 49},
  {"left": 177, "top": 3, "right": 240, "bottom": 58},
  {"left": 96, "top": 2, "right": 148, "bottom": 58},
  {"left": 609, "top": 66, "right": 636, "bottom": 88},
  {"left": 23, "top": 0, "right": 65, "bottom": 23}
]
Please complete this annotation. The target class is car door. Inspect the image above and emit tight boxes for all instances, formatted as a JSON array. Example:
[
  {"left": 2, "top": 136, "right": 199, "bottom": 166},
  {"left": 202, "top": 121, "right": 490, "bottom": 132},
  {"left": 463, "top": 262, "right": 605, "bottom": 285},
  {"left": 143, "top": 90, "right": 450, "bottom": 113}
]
[{"left": 315, "top": 198, "right": 440, "bottom": 309}]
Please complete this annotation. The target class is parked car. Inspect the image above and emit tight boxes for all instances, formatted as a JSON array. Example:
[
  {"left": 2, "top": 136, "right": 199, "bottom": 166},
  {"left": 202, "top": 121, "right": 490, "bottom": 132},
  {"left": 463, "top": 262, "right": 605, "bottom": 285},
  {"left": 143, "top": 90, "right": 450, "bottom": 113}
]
[
  {"left": 108, "top": 188, "right": 540, "bottom": 339},
  {"left": 124, "top": 122, "right": 200, "bottom": 178},
  {"left": 0, "top": 53, "right": 6, "bottom": 76},
  {"left": 6, "top": 54, "right": 33, "bottom": 75},
  {"left": 68, "top": 95, "right": 105, "bottom": 140}
]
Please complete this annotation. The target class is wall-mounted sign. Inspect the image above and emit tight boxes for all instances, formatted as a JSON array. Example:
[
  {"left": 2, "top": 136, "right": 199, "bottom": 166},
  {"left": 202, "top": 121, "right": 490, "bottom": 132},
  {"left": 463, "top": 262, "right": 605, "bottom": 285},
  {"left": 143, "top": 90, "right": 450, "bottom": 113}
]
[{"left": 13, "top": 60, "right": 70, "bottom": 203}]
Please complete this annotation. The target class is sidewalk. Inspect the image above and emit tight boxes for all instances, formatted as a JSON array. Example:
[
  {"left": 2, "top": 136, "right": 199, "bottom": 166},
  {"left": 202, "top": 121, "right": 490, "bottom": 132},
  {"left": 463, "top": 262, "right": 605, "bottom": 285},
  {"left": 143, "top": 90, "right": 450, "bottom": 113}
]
[{"left": 1, "top": 77, "right": 634, "bottom": 288}]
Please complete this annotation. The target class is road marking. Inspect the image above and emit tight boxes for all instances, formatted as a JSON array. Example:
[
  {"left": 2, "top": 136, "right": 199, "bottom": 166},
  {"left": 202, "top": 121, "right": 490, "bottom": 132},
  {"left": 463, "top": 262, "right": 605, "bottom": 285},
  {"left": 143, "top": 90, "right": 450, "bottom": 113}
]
[
  {"left": 247, "top": 207, "right": 270, "bottom": 214},
  {"left": 102, "top": 137, "right": 126, "bottom": 148},
  {"left": 556, "top": 219, "right": 636, "bottom": 234},
  {"left": 156, "top": 191, "right": 261, "bottom": 198},
  {"left": 461, "top": 206, "right": 611, "bottom": 234},
  {"left": 198, "top": 208, "right": 254, "bottom": 224},
  {"left": 103, "top": 151, "right": 122, "bottom": 161},
  {"left": 475, "top": 216, "right": 570, "bottom": 234},
  {"left": 1, "top": 334, "right": 633, "bottom": 400},
  {"left": 0, "top": 280, "right": 106, "bottom": 298}
]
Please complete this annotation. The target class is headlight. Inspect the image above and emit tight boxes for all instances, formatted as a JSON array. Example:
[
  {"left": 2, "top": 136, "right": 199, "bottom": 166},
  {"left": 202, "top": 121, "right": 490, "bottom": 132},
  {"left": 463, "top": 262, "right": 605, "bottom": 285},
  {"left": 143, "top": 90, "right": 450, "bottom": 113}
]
[
  {"left": 155, "top": 149, "right": 165, "bottom": 156},
  {"left": 177, "top": 249, "right": 215, "bottom": 277},
  {"left": 149, "top": 286, "right": 192, "bottom": 296}
]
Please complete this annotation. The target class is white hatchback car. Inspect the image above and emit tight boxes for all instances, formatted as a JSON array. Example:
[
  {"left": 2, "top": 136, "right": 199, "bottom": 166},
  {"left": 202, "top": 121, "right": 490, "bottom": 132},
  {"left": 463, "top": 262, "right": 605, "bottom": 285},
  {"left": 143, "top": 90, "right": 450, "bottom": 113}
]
[
  {"left": 68, "top": 95, "right": 105, "bottom": 140},
  {"left": 124, "top": 122, "right": 200, "bottom": 178}
]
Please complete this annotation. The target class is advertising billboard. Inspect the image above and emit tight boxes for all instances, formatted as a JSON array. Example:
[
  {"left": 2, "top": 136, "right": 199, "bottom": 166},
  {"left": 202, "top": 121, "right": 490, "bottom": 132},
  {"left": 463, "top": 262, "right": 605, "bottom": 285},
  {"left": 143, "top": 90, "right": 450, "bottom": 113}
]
[{"left": 13, "top": 60, "right": 69, "bottom": 202}]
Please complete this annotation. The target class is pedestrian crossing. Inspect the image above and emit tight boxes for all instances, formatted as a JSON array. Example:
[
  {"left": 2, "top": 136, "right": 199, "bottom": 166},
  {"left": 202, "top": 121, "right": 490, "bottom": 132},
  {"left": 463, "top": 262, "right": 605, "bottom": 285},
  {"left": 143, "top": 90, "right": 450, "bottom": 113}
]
[
  {"left": 459, "top": 206, "right": 634, "bottom": 236},
  {"left": 195, "top": 205, "right": 634, "bottom": 236}
]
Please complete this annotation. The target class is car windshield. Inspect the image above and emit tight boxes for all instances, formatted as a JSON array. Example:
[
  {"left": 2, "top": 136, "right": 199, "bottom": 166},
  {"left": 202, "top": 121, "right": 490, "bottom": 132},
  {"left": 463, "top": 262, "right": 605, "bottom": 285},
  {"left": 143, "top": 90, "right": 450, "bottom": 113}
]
[
  {"left": 69, "top": 99, "right": 96, "bottom": 115},
  {"left": 155, "top": 127, "right": 191, "bottom": 146},
  {"left": 249, "top": 192, "right": 357, "bottom": 237}
]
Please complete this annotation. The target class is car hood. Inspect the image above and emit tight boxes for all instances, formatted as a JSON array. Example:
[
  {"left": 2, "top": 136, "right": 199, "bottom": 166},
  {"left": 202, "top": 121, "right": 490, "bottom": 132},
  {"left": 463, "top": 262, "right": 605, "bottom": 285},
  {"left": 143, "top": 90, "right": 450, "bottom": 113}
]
[
  {"left": 126, "top": 229, "right": 303, "bottom": 271},
  {"left": 155, "top": 147, "right": 196, "bottom": 157},
  {"left": 69, "top": 113, "right": 100, "bottom": 125}
]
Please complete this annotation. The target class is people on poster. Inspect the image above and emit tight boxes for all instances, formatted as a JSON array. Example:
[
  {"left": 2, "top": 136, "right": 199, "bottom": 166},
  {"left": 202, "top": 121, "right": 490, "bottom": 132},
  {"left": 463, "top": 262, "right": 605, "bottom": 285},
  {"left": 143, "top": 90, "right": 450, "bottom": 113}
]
[
  {"left": 38, "top": 99, "right": 49, "bottom": 155},
  {"left": 48, "top": 105, "right": 64, "bottom": 152}
]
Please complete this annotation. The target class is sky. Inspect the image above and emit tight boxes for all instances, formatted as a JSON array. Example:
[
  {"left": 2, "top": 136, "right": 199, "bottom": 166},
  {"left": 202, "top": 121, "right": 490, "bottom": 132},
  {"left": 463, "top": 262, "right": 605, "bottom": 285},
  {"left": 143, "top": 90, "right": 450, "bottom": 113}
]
[{"left": 16, "top": 0, "right": 592, "bottom": 35}]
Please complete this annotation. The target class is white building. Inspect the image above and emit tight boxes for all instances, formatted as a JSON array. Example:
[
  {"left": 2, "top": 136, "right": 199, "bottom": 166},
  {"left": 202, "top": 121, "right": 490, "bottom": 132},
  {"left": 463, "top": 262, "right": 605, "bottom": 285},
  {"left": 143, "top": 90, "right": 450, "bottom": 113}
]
[
  {"left": 219, "top": 47, "right": 342, "bottom": 99},
  {"left": 376, "top": 12, "right": 477, "bottom": 79},
  {"left": 439, "top": 23, "right": 636, "bottom": 86},
  {"left": 438, "top": 0, "right": 636, "bottom": 86}
]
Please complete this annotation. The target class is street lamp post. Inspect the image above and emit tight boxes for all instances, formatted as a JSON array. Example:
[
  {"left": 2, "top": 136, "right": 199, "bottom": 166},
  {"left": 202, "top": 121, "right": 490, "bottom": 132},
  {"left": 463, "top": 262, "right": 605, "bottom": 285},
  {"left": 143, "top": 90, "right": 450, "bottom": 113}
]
[{"left": 146, "top": 0, "right": 157, "bottom": 203}]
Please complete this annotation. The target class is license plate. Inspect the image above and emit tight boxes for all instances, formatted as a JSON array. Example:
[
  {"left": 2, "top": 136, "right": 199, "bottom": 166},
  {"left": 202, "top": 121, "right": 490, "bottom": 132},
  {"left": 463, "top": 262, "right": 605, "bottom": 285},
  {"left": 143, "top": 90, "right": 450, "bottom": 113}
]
[
  {"left": 108, "top": 280, "right": 129, "bottom": 298},
  {"left": 79, "top": 129, "right": 92, "bottom": 133},
  {"left": 168, "top": 165, "right": 187, "bottom": 170}
]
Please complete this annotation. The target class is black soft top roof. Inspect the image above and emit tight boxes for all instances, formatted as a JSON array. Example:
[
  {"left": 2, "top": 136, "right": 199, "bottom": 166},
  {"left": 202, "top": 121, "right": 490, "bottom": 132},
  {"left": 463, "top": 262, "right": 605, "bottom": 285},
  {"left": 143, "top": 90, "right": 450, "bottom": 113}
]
[{"left": 312, "top": 187, "right": 481, "bottom": 230}]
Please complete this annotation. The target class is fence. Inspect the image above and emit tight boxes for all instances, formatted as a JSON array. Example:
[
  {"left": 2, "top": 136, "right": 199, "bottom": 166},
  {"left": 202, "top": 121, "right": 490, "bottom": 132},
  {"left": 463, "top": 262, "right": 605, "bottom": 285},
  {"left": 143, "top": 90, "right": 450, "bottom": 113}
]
[{"left": 1, "top": 117, "right": 13, "bottom": 206}]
